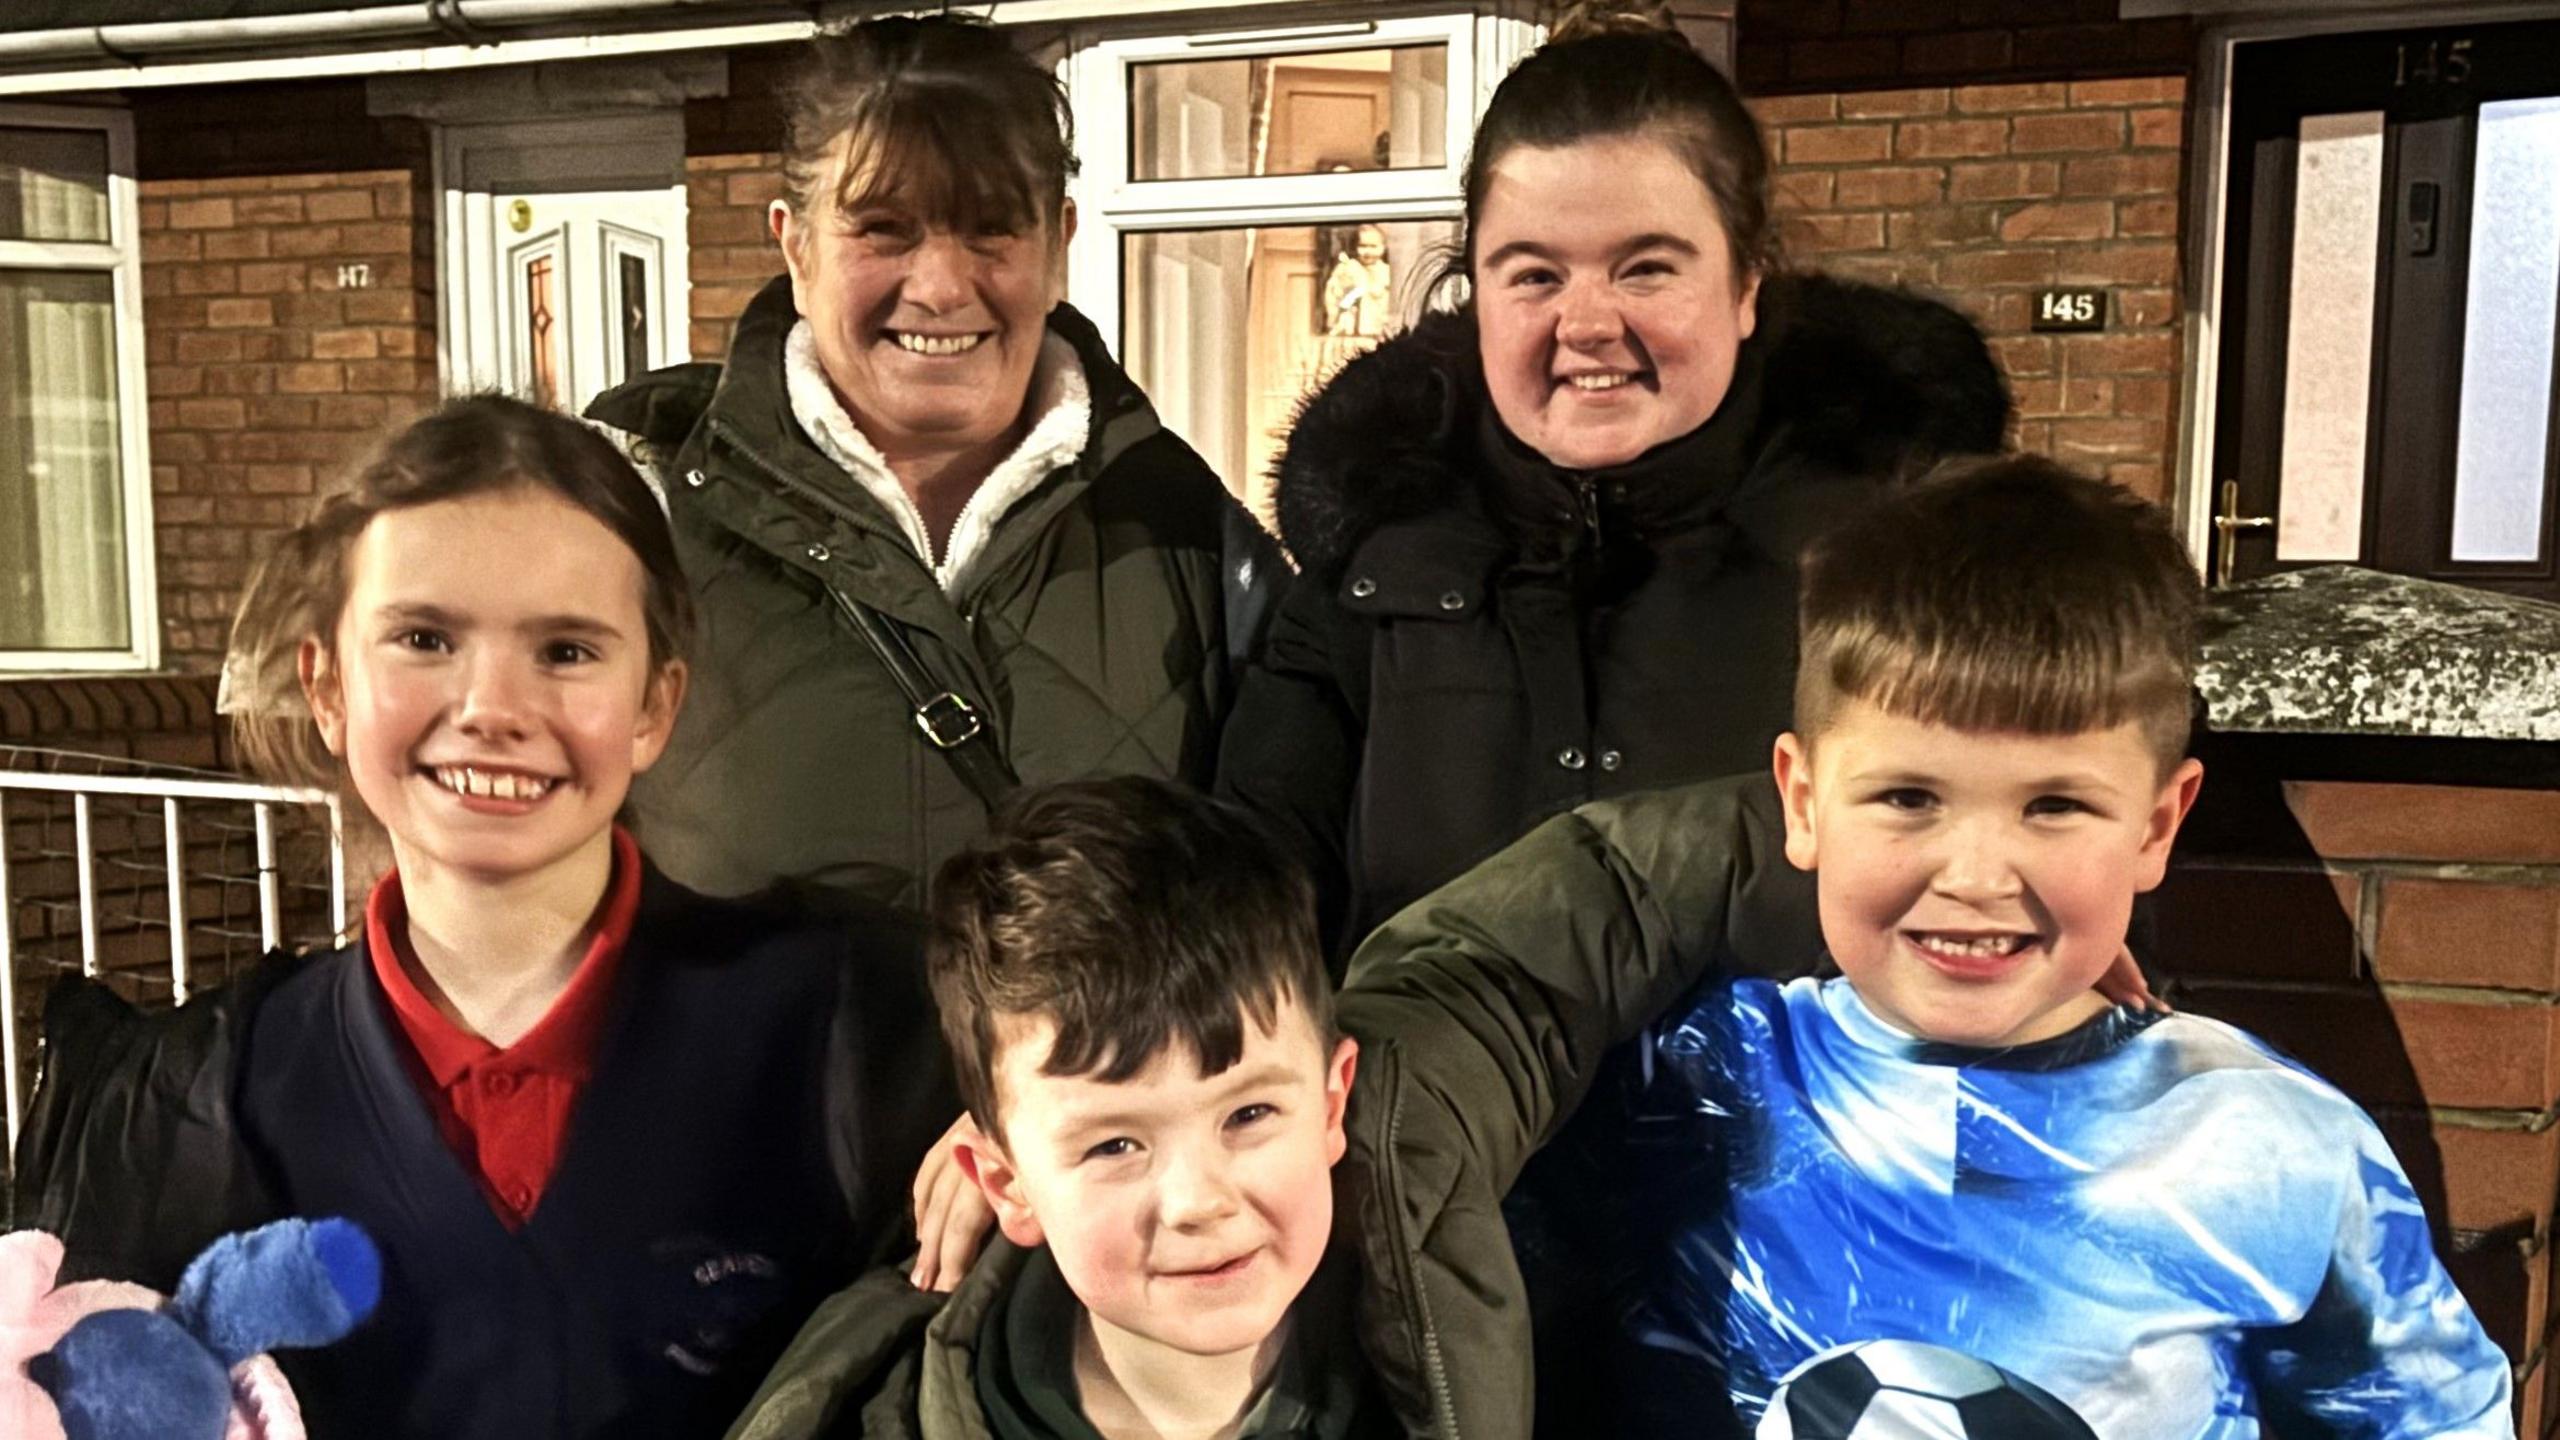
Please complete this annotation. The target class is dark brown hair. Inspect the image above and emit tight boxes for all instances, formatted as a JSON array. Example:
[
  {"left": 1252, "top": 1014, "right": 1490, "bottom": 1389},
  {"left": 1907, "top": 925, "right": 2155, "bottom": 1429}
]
[
  {"left": 1795, "top": 455, "right": 2203, "bottom": 772},
  {"left": 1457, "top": 1, "right": 1774, "bottom": 283},
  {"left": 927, "top": 777, "right": 1332, "bottom": 1142},
  {"left": 779, "top": 15, "right": 1076, "bottom": 236},
  {"left": 225, "top": 393, "right": 694, "bottom": 792}
]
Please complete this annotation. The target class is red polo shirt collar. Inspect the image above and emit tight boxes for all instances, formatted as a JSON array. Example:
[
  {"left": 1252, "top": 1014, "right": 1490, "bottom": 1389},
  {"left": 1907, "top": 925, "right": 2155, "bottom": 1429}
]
[{"left": 366, "top": 827, "right": 645, "bottom": 1228}]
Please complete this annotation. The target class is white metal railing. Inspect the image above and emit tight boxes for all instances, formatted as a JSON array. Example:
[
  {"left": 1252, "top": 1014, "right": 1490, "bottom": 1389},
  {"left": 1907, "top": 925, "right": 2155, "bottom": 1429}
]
[{"left": 0, "top": 761, "right": 345, "bottom": 1159}]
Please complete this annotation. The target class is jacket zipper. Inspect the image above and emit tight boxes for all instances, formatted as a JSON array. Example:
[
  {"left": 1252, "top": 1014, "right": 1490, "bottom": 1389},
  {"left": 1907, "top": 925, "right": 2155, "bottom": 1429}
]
[
  {"left": 1376, "top": 1044, "right": 1462, "bottom": 1439},
  {"left": 1574, "top": 473, "right": 1604, "bottom": 559}
]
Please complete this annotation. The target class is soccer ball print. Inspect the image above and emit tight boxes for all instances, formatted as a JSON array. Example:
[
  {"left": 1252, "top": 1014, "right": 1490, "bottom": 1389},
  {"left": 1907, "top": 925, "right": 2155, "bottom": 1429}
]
[{"left": 1755, "top": 1339, "right": 2097, "bottom": 1440}]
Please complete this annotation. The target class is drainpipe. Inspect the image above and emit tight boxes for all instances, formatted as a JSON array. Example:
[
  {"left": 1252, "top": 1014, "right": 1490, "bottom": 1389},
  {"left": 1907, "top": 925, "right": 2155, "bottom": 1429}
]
[{"left": 0, "top": 0, "right": 790, "bottom": 67}]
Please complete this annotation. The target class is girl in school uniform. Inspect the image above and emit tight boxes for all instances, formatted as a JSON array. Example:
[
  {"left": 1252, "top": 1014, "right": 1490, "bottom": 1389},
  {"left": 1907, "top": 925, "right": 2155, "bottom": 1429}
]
[{"left": 21, "top": 394, "right": 955, "bottom": 1440}]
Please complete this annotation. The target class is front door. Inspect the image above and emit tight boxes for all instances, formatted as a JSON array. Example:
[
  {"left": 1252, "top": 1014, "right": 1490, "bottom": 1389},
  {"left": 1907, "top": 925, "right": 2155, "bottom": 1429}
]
[
  {"left": 2212, "top": 18, "right": 2560, "bottom": 599},
  {"left": 437, "top": 113, "right": 690, "bottom": 417}
]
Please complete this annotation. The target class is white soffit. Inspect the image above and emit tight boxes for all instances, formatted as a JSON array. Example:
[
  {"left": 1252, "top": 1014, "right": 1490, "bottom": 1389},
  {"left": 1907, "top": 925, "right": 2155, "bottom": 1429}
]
[{"left": 0, "top": 0, "right": 1306, "bottom": 97}]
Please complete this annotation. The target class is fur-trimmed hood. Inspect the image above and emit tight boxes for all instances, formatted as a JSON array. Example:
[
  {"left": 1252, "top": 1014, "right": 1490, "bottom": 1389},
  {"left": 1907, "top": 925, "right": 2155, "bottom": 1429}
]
[{"left": 1273, "top": 271, "right": 2011, "bottom": 576}]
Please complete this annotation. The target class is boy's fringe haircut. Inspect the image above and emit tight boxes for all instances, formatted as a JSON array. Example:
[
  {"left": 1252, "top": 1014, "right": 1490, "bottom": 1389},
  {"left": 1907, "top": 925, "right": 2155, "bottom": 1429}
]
[
  {"left": 927, "top": 777, "right": 1331, "bottom": 1143},
  {"left": 1795, "top": 454, "right": 2202, "bottom": 771}
]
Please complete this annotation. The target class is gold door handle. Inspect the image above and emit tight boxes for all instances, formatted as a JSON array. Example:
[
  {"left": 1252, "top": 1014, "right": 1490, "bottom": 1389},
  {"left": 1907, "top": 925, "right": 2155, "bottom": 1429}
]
[{"left": 2213, "top": 479, "right": 2274, "bottom": 585}]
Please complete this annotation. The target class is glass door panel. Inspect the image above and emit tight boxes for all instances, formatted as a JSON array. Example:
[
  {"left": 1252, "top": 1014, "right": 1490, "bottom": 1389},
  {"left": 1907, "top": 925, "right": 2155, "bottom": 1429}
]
[
  {"left": 600, "top": 223, "right": 664, "bottom": 393},
  {"left": 2449, "top": 94, "right": 2560, "bottom": 565},
  {"left": 506, "top": 228, "right": 568, "bottom": 410},
  {"left": 2277, "top": 111, "right": 2385, "bottom": 563}
]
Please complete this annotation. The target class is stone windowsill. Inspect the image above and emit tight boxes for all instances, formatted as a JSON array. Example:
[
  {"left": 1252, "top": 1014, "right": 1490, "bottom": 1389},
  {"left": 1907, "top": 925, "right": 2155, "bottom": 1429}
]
[{"left": 2198, "top": 565, "right": 2560, "bottom": 744}]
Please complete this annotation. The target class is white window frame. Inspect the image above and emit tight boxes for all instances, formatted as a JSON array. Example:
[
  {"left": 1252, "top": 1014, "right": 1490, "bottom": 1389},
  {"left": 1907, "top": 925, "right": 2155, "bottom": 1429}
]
[
  {"left": 1063, "top": 8, "right": 1543, "bottom": 351},
  {"left": 0, "top": 102, "right": 159, "bottom": 672}
]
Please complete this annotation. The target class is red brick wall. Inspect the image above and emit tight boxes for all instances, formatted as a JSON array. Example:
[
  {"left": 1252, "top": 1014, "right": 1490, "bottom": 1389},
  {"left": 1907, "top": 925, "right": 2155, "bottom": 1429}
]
[
  {"left": 0, "top": 675, "right": 225, "bottom": 770},
  {"left": 138, "top": 170, "right": 438, "bottom": 668},
  {"left": 1752, "top": 77, "right": 2186, "bottom": 502},
  {"left": 683, "top": 46, "right": 791, "bottom": 360},
  {"left": 684, "top": 153, "right": 783, "bottom": 361},
  {"left": 132, "top": 81, "right": 439, "bottom": 672},
  {"left": 2163, "top": 775, "right": 2560, "bottom": 1431}
]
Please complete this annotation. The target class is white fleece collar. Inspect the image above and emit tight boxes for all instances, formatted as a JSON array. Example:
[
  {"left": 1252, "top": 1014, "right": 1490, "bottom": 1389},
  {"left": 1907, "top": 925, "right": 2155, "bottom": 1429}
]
[{"left": 783, "top": 321, "right": 1092, "bottom": 594}]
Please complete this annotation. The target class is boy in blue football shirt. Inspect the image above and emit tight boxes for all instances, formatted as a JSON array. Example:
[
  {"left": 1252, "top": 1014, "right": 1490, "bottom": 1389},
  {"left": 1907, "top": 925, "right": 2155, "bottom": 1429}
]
[{"left": 1332, "top": 457, "right": 2511, "bottom": 1438}]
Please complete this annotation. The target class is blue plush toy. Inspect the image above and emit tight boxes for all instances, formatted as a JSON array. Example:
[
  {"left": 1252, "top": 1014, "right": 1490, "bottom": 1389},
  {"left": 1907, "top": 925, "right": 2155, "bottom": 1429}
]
[{"left": 8, "top": 1218, "right": 379, "bottom": 1440}]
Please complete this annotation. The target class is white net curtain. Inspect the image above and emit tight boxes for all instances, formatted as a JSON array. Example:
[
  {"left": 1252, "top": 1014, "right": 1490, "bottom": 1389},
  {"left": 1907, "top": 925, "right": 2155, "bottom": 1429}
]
[{"left": 0, "top": 125, "right": 129, "bottom": 654}]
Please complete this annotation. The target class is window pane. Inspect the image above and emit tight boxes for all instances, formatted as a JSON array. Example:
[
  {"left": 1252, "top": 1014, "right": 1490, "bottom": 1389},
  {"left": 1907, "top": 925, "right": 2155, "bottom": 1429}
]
[
  {"left": 1123, "top": 220, "right": 1456, "bottom": 524},
  {"left": 0, "top": 126, "right": 110, "bottom": 244},
  {"left": 1130, "top": 45, "right": 1447, "bottom": 181},
  {"left": 0, "top": 270, "right": 130, "bottom": 651},
  {"left": 2451, "top": 95, "right": 2560, "bottom": 565},
  {"left": 2276, "top": 111, "right": 2383, "bottom": 563}
]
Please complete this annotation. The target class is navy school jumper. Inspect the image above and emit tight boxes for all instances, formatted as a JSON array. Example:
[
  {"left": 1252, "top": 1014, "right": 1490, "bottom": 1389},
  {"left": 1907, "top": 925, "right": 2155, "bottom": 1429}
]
[{"left": 235, "top": 867, "right": 955, "bottom": 1440}]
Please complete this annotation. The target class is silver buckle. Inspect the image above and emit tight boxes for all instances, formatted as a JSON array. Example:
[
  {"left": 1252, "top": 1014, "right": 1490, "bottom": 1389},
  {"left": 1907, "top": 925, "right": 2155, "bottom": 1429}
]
[{"left": 914, "top": 692, "right": 984, "bottom": 750}]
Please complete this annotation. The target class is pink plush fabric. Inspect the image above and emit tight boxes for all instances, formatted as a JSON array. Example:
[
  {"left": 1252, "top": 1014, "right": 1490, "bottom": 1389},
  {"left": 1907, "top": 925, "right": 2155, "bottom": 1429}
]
[{"left": 0, "top": 1231, "right": 305, "bottom": 1440}]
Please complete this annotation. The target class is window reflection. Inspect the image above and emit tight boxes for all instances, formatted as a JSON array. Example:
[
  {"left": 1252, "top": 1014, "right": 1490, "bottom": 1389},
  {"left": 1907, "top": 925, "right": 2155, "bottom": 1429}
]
[
  {"left": 1124, "top": 220, "right": 1455, "bottom": 527},
  {"left": 1130, "top": 45, "right": 1446, "bottom": 181}
]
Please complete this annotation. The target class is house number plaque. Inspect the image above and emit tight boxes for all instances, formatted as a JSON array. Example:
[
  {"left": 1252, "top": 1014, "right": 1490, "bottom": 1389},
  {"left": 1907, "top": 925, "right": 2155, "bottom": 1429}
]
[
  {"left": 2395, "top": 37, "right": 2474, "bottom": 89},
  {"left": 2030, "top": 287, "right": 2107, "bottom": 332}
]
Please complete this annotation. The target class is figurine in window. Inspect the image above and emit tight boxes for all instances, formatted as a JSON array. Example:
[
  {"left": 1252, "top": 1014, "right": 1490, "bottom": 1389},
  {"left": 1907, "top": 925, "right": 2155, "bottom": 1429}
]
[
  {"left": 1325, "top": 225, "right": 1392, "bottom": 338},
  {"left": 1316, "top": 225, "right": 1393, "bottom": 379}
]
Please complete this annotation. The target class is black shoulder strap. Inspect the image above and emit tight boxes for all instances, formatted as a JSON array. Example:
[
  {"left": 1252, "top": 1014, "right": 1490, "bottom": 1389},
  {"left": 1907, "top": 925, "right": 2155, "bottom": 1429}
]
[{"left": 824, "top": 589, "right": 1020, "bottom": 813}]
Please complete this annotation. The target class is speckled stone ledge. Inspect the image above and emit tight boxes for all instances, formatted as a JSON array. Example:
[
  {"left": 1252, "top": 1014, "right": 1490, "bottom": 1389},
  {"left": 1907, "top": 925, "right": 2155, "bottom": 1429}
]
[{"left": 2198, "top": 565, "right": 2560, "bottom": 742}]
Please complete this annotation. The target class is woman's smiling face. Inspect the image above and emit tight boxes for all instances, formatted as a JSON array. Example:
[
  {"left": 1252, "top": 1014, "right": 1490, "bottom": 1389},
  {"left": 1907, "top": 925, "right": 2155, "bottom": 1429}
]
[
  {"left": 1471, "top": 133, "right": 1760, "bottom": 471},
  {"left": 772, "top": 133, "right": 1071, "bottom": 465}
]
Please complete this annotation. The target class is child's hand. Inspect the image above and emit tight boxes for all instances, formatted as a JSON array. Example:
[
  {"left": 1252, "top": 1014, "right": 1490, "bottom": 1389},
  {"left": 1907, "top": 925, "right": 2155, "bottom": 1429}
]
[
  {"left": 909, "top": 1112, "right": 996, "bottom": 1293},
  {"left": 2095, "top": 947, "right": 2172, "bottom": 1014}
]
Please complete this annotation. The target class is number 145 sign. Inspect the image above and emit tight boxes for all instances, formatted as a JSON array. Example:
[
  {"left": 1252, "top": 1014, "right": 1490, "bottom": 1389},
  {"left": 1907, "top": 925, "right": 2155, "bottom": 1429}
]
[{"left": 2032, "top": 287, "right": 2107, "bottom": 332}]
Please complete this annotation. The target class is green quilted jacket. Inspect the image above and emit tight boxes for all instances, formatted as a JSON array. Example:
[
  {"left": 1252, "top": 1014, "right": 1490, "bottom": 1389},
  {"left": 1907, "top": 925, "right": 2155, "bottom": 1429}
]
[
  {"left": 589, "top": 276, "right": 1265, "bottom": 905},
  {"left": 1333, "top": 773, "right": 1818, "bottom": 1439}
]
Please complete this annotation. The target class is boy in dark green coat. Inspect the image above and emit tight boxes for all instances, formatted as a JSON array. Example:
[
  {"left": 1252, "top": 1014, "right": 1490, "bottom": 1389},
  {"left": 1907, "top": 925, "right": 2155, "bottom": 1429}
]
[{"left": 728, "top": 778, "right": 1393, "bottom": 1440}]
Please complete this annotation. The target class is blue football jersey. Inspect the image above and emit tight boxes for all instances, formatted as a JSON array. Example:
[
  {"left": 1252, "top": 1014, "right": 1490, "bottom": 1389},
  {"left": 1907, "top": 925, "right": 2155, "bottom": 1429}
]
[{"left": 1613, "top": 977, "right": 2512, "bottom": 1439}]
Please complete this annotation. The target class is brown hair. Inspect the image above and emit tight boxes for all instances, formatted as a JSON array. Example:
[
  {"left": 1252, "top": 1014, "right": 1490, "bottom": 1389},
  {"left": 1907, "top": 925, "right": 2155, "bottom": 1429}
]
[
  {"left": 779, "top": 15, "right": 1076, "bottom": 237},
  {"left": 1794, "top": 455, "right": 2202, "bottom": 772},
  {"left": 225, "top": 393, "right": 695, "bottom": 792},
  {"left": 926, "top": 777, "right": 1332, "bottom": 1142},
  {"left": 1456, "top": 0, "right": 1774, "bottom": 283}
]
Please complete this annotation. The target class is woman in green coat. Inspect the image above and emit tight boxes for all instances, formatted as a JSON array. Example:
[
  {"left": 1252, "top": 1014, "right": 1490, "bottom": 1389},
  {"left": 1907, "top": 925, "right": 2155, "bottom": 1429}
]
[{"left": 591, "top": 16, "right": 1272, "bottom": 908}]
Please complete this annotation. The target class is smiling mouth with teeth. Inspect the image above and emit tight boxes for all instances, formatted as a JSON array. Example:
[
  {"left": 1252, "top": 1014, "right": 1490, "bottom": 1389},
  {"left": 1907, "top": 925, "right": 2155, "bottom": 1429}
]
[
  {"left": 888, "top": 331, "right": 988, "bottom": 357},
  {"left": 427, "top": 765, "right": 560, "bottom": 803},
  {"left": 1909, "top": 932, "right": 2034, "bottom": 960}
]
